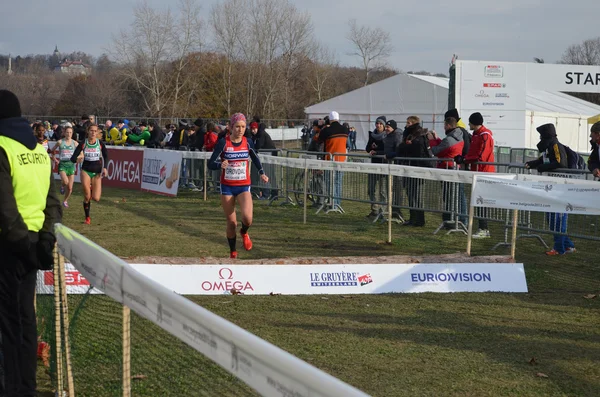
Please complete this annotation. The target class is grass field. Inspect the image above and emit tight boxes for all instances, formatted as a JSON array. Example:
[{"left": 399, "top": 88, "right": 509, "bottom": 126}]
[{"left": 36, "top": 186, "right": 600, "bottom": 396}]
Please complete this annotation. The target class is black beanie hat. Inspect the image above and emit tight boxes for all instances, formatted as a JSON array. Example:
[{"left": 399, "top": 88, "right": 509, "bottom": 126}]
[
  {"left": 193, "top": 118, "right": 204, "bottom": 128},
  {"left": 469, "top": 112, "right": 484, "bottom": 125},
  {"left": 385, "top": 120, "right": 397, "bottom": 130},
  {"left": 0, "top": 90, "right": 22, "bottom": 120},
  {"left": 445, "top": 108, "right": 460, "bottom": 120},
  {"left": 591, "top": 121, "right": 600, "bottom": 133}
]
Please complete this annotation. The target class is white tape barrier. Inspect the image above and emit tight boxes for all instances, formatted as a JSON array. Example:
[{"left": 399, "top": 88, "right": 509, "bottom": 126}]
[
  {"left": 471, "top": 175, "right": 600, "bottom": 215},
  {"left": 54, "top": 224, "right": 369, "bottom": 397},
  {"left": 38, "top": 262, "right": 528, "bottom": 295}
]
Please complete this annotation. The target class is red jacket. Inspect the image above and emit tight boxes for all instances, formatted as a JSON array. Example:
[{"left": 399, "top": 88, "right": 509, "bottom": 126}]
[
  {"left": 204, "top": 131, "right": 218, "bottom": 152},
  {"left": 430, "top": 128, "right": 464, "bottom": 169},
  {"left": 465, "top": 126, "right": 495, "bottom": 172}
]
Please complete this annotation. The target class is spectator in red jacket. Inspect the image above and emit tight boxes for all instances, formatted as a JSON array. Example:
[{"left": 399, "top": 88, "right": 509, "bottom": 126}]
[
  {"left": 429, "top": 117, "right": 465, "bottom": 228},
  {"left": 203, "top": 122, "right": 219, "bottom": 152},
  {"left": 429, "top": 117, "right": 464, "bottom": 169},
  {"left": 463, "top": 112, "right": 495, "bottom": 238},
  {"left": 462, "top": 112, "right": 495, "bottom": 172}
]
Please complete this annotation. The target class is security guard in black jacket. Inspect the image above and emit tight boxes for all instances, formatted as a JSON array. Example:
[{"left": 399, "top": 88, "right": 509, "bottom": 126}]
[{"left": 0, "top": 90, "right": 62, "bottom": 397}]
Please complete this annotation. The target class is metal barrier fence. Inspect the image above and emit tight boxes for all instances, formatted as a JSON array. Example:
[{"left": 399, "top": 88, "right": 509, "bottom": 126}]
[{"left": 176, "top": 149, "right": 599, "bottom": 247}]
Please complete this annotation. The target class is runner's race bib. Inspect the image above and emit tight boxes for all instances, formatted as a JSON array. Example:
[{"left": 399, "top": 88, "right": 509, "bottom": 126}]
[
  {"left": 60, "top": 149, "right": 74, "bottom": 161},
  {"left": 224, "top": 161, "right": 246, "bottom": 181},
  {"left": 84, "top": 147, "right": 101, "bottom": 162}
]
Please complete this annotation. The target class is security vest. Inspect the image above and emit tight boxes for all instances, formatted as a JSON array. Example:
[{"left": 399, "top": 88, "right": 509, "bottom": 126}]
[{"left": 0, "top": 136, "right": 51, "bottom": 232}]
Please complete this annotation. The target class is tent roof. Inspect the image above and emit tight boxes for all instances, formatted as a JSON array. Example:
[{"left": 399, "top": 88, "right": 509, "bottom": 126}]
[
  {"left": 526, "top": 91, "right": 600, "bottom": 116},
  {"left": 407, "top": 74, "right": 449, "bottom": 88},
  {"left": 304, "top": 73, "right": 448, "bottom": 116}
]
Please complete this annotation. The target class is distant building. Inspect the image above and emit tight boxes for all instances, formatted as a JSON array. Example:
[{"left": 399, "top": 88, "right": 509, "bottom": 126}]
[
  {"left": 52, "top": 45, "right": 92, "bottom": 75},
  {"left": 55, "top": 59, "right": 92, "bottom": 75}
]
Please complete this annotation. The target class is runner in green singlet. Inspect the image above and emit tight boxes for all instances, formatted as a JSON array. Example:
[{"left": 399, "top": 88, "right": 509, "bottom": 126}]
[
  {"left": 50, "top": 126, "right": 79, "bottom": 208},
  {"left": 70, "top": 124, "right": 108, "bottom": 224}
]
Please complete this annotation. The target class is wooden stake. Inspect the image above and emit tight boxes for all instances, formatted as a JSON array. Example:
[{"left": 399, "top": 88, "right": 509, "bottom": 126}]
[
  {"left": 511, "top": 209, "right": 519, "bottom": 259},
  {"left": 303, "top": 161, "right": 308, "bottom": 224},
  {"left": 123, "top": 305, "right": 131, "bottom": 397},
  {"left": 53, "top": 247, "right": 64, "bottom": 395},
  {"left": 57, "top": 253, "right": 75, "bottom": 397}
]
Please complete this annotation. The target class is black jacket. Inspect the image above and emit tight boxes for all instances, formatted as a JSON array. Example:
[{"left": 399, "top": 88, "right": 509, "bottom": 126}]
[
  {"left": 375, "top": 129, "right": 402, "bottom": 162},
  {"left": 526, "top": 124, "right": 568, "bottom": 172},
  {"left": 251, "top": 123, "right": 276, "bottom": 153},
  {"left": 0, "top": 117, "right": 62, "bottom": 245},
  {"left": 366, "top": 131, "right": 386, "bottom": 163},
  {"left": 148, "top": 127, "right": 164, "bottom": 148},
  {"left": 588, "top": 142, "right": 600, "bottom": 173},
  {"left": 397, "top": 124, "right": 431, "bottom": 167},
  {"left": 75, "top": 121, "right": 90, "bottom": 141}
]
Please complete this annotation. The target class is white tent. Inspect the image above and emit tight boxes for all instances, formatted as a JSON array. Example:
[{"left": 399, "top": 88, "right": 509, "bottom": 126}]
[
  {"left": 524, "top": 91, "right": 600, "bottom": 151},
  {"left": 305, "top": 74, "right": 448, "bottom": 150},
  {"left": 306, "top": 73, "right": 600, "bottom": 152}
]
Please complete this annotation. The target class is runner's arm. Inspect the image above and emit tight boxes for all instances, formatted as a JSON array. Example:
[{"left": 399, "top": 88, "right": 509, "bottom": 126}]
[
  {"left": 70, "top": 142, "right": 84, "bottom": 163},
  {"left": 208, "top": 139, "right": 226, "bottom": 170},
  {"left": 248, "top": 140, "right": 265, "bottom": 175}
]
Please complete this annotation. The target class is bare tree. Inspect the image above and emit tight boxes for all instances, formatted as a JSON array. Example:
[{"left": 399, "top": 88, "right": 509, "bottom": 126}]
[
  {"left": 306, "top": 42, "right": 338, "bottom": 103},
  {"left": 560, "top": 37, "right": 600, "bottom": 65},
  {"left": 210, "top": 0, "right": 246, "bottom": 116},
  {"left": 346, "top": 19, "right": 393, "bottom": 86},
  {"left": 280, "top": 5, "right": 313, "bottom": 118},
  {"left": 111, "top": 0, "right": 202, "bottom": 120}
]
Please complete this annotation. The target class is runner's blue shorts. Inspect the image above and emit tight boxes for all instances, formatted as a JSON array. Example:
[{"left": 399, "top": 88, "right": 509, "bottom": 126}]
[{"left": 220, "top": 184, "right": 251, "bottom": 197}]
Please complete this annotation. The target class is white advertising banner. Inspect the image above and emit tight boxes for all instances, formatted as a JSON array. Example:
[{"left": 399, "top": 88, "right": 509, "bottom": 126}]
[
  {"left": 38, "top": 262, "right": 528, "bottom": 295},
  {"left": 141, "top": 149, "right": 182, "bottom": 197},
  {"left": 456, "top": 60, "right": 527, "bottom": 147},
  {"left": 471, "top": 175, "right": 600, "bottom": 215},
  {"left": 526, "top": 63, "right": 600, "bottom": 93}
]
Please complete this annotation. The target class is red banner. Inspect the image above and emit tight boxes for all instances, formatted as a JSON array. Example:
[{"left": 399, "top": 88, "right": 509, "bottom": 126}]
[{"left": 104, "top": 148, "right": 143, "bottom": 190}]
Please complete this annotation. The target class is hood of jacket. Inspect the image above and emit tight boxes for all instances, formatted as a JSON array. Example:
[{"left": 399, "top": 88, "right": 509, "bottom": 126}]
[
  {"left": 536, "top": 123, "right": 557, "bottom": 140},
  {"left": 536, "top": 123, "right": 557, "bottom": 151},
  {"left": 445, "top": 127, "right": 464, "bottom": 142},
  {"left": 0, "top": 117, "right": 38, "bottom": 150}
]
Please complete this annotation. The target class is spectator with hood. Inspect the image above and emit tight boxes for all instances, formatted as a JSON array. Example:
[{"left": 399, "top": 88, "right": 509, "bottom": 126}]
[
  {"left": 588, "top": 121, "right": 600, "bottom": 177},
  {"left": 526, "top": 123, "right": 575, "bottom": 255},
  {"left": 525, "top": 123, "right": 567, "bottom": 173},
  {"left": 366, "top": 116, "right": 387, "bottom": 217}
]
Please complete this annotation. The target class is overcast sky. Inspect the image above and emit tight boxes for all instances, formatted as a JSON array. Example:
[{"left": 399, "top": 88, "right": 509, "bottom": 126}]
[{"left": 1, "top": 0, "right": 598, "bottom": 74}]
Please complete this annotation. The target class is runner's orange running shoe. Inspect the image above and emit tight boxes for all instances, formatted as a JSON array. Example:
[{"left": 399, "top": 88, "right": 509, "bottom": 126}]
[
  {"left": 230, "top": 251, "right": 238, "bottom": 259},
  {"left": 85, "top": 217, "right": 91, "bottom": 225},
  {"left": 241, "top": 232, "right": 252, "bottom": 251}
]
